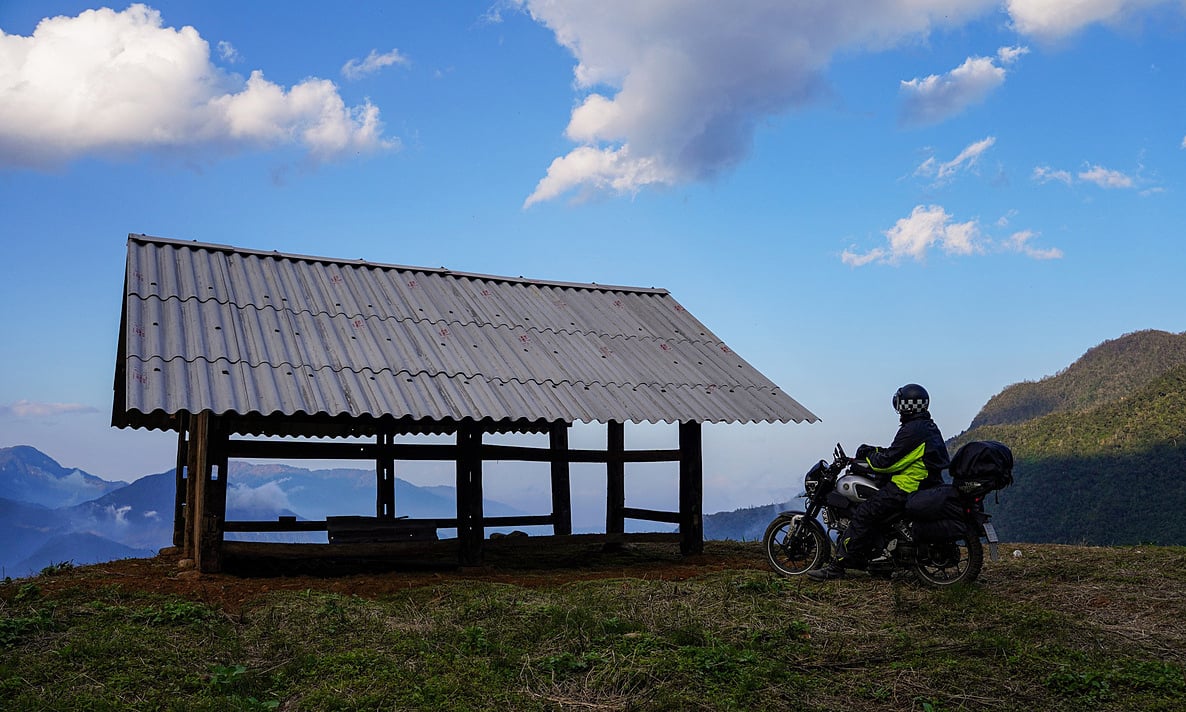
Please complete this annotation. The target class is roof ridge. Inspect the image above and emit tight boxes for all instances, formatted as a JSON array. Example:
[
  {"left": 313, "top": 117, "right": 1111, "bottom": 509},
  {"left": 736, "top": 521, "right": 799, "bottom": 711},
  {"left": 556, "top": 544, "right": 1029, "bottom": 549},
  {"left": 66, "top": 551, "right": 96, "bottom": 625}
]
[{"left": 129, "top": 233, "right": 668, "bottom": 295}]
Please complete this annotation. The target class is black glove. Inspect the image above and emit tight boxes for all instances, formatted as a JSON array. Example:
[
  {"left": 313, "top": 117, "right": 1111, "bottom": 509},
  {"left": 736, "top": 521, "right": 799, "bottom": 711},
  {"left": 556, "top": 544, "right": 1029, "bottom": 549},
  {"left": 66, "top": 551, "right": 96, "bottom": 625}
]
[{"left": 855, "top": 444, "right": 876, "bottom": 462}]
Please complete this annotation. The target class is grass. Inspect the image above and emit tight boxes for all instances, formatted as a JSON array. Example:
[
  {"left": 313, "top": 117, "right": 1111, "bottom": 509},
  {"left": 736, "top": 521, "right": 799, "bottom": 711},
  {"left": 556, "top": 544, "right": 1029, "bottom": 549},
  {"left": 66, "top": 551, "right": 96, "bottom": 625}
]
[{"left": 1, "top": 541, "right": 1184, "bottom": 710}]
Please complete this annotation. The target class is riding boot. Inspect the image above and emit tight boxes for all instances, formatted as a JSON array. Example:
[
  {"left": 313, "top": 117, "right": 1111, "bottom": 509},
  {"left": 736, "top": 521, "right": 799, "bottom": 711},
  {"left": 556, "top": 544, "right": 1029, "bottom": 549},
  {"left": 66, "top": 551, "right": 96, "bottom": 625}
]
[{"left": 807, "top": 561, "right": 845, "bottom": 581}]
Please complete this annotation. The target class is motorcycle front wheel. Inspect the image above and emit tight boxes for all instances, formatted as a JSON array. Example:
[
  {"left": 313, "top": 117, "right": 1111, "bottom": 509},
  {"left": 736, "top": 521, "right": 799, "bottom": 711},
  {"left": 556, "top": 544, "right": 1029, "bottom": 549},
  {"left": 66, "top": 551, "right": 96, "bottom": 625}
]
[
  {"left": 763, "top": 514, "right": 828, "bottom": 576},
  {"left": 912, "top": 535, "right": 983, "bottom": 587}
]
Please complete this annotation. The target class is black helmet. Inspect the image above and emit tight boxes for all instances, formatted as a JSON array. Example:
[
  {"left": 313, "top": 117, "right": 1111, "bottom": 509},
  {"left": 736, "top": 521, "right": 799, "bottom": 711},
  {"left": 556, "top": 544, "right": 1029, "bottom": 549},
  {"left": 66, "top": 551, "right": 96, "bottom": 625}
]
[{"left": 893, "top": 383, "right": 930, "bottom": 416}]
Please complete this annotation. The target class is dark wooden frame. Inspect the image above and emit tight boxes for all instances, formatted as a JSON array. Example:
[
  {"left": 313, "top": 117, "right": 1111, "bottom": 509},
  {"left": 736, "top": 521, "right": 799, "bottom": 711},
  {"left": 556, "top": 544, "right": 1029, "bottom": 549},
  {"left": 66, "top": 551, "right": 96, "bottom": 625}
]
[{"left": 178, "top": 414, "right": 704, "bottom": 573}]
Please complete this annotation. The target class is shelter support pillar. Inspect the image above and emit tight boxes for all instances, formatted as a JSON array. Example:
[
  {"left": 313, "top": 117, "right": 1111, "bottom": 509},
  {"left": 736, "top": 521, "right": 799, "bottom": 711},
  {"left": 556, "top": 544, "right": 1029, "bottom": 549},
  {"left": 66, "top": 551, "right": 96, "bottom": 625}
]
[
  {"left": 377, "top": 431, "right": 395, "bottom": 518},
  {"left": 172, "top": 413, "right": 190, "bottom": 548},
  {"left": 606, "top": 420, "right": 625, "bottom": 539},
  {"left": 678, "top": 421, "right": 704, "bottom": 555},
  {"left": 189, "top": 411, "right": 229, "bottom": 573},
  {"left": 456, "top": 420, "right": 484, "bottom": 565},
  {"left": 549, "top": 421, "right": 573, "bottom": 536}
]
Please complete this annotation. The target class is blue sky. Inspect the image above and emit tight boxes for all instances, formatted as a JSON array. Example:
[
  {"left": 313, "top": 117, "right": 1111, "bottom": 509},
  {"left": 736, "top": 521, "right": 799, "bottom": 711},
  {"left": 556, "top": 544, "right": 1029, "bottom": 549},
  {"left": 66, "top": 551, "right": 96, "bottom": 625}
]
[{"left": 2, "top": 1, "right": 1184, "bottom": 520}]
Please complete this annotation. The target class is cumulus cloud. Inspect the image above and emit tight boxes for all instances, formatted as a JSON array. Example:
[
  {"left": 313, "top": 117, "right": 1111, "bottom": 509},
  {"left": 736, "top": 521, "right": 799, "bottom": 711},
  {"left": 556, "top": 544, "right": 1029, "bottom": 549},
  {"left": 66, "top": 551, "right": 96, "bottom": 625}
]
[
  {"left": 1034, "top": 163, "right": 1138, "bottom": 188},
  {"left": 518, "top": 0, "right": 998, "bottom": 206},
  {"left": 915, "top": 136, "right": 996, "bottom": 181},
  {"left": 1007, "top": 0, "right": 1178, "bottom": 40},
  {"left": 842, "top": 204, "right": 1062, "bottom": 266},
  {"left": 1032, "top": 165, "right": 1073, "bottom": 184},
  {"left": 217, "top": 40, "right": 240, "bottom": 63},
  {"left": 1005, "top": 229, "right": 1063, "bottom": 259},
  {"left": 228, "top": 480, "right": 293, "bottom": 513},
  {"left": 0, "top": 4, "right": 395, "bottom": 168},
  {"left": 900, "top": 47, "right": 1026, "bottom": 126},
  {"left": 1078, "top": 163, "right": 1135, "bottom": 188},
  {"left": 342, "top": 48, "right": 410, "bottom": 81},
  {"left": 0, "top": 400, "right": 98, "bottom": 417}
]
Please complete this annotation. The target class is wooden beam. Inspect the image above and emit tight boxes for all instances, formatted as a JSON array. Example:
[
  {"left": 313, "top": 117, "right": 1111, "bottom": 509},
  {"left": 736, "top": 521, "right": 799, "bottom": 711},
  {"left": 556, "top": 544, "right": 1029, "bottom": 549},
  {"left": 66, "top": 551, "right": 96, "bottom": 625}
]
[
  {"left": 549, "top": 421, "right": 572, "bottom": 536},
  {"left": 606, "top": 421, "right": 625, "bottom": 537},
  {"left": 188, "top": 411, "right": 210, "bottom": 567},
  {"left": 679, "top": 421, "right": 704, "bottom": 555},
  {"left": 198, "top": 415, "right": 228, "bottom": 573},
  {"left": 622, "top": 507, "right": 681, "bottom": 524},
  {"left": 456, "top": 420, "right": 484, "bottom": 565},
  {"left": 172, "top": 415, "right": 189, "bottom": 548},
  {"left": 480, "top": 443, "right": 681, "bottom": 463},
  {"left": 376, "top": 431, "right": 395, "bottom": 518}
]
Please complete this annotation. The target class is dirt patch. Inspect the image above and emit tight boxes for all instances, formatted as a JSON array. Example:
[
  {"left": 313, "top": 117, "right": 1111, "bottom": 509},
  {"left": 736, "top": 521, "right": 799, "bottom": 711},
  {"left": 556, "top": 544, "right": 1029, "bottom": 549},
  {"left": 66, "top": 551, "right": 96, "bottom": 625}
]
[{"left": 26, "top": 540, "right": 767, "bottom": 613}]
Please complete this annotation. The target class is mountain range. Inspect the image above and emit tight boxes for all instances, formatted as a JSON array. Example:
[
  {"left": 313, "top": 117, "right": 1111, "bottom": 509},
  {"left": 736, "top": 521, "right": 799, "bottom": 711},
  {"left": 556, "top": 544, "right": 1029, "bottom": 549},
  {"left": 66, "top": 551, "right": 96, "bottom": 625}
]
[{"left": 0, "top": 446, "right": 527, "bottom": 578}]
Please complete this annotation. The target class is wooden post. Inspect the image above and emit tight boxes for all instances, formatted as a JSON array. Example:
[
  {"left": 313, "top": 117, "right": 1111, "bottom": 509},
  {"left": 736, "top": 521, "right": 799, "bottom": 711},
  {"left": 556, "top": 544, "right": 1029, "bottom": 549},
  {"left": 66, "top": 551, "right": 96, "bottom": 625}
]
[
  {"left": 606, "top": 420, "right": 625, "bottom": 539},
  {"left": 678, "top": 421, "right": 704, "bottom": 555},
  {"left": 187, "top": 411, "right": 209, "bottom": 565},
  {"left": 197, "top": 414, "right": 228, "bottom": 573},
  {"left": 172, "top": 413, "right": 189, "bottom": 548},
  {"left": 377, "top": 431, "right": 395, "bottom": 518},
  {"left": 456, "top": 420, "right": 484, "bottom": 565},
  {"left": 549, "top": 421, "right": 572, "bottom": 536}
]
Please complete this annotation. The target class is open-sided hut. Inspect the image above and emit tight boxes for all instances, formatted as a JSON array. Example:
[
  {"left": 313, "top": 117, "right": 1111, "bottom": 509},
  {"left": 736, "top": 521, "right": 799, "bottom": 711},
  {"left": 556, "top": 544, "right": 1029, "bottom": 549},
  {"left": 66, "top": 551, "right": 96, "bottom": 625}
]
[{"left": 111, "top": 235, "right": 817, "bottom": 572}]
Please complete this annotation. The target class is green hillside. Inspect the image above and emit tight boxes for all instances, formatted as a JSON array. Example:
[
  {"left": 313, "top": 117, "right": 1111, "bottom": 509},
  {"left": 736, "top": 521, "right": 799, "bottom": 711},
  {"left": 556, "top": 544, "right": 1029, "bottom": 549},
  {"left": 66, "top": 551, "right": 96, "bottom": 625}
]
[
  {"left": 953, "top": 332, "right": 1186, "bottom": 545},
  {"left": 969, "top": 330, "right": 1186, "bottom": 429}
]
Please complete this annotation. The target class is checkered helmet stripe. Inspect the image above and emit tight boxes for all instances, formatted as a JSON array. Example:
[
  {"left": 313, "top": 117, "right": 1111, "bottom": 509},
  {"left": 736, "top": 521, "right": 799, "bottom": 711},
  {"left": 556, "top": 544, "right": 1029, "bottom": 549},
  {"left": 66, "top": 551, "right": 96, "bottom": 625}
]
[{"left": 896, "top": 398, "right": 928, "bottom": 413}]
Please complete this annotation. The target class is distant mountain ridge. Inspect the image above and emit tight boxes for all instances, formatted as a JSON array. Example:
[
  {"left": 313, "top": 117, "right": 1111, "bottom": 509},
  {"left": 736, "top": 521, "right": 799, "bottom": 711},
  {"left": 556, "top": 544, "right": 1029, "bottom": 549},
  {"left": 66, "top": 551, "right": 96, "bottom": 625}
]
[
  {"left": 0, "top": 446, "right": 526, "bottom": 578},
  {"left": 0, "top": 445, "right": 123, "bottom": 507},
  {"left": 968, "top": 330, "right": 1186, "bottom": 429}
]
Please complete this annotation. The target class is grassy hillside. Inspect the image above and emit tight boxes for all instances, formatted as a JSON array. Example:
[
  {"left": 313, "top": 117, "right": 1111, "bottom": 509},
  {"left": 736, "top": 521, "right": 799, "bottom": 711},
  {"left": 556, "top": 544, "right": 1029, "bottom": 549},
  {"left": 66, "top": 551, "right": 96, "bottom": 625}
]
[
  {"left": 3, "top": 542, "right": 1185, "bottom": 711},
  {"left": 969, "top": 330, "right": 1186, "bottom": 429},
  {"left": 951, "top": 335, "right": 1186, "bottom": 546}
]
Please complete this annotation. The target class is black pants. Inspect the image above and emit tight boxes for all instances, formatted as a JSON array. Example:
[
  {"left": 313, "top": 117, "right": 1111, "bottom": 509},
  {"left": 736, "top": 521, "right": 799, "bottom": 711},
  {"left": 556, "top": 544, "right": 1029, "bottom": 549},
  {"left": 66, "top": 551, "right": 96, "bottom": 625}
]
[{"left": 836, "top": 483, "right": 908, "bottom": 566}]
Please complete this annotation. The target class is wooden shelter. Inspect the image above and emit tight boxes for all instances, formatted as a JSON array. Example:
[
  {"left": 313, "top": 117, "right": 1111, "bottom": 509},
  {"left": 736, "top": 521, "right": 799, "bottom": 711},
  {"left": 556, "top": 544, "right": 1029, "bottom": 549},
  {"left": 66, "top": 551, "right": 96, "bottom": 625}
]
[{"left": 112, "top": 235, "right": 817, "bottom": 572}]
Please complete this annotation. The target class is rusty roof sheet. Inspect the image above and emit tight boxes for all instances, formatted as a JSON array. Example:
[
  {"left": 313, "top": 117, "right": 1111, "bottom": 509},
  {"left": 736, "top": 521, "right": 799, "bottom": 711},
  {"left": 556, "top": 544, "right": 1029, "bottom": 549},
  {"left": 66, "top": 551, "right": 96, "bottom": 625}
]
[{"left": 112, "top": 235, "right": 817, "bottom": 433}]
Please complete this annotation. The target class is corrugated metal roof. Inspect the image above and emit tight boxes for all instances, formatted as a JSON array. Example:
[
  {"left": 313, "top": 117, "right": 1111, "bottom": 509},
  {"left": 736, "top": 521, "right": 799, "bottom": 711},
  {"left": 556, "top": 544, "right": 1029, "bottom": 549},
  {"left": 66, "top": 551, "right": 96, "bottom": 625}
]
[{"left": 112, "top": 235, "right": 817, "bottom": 433}]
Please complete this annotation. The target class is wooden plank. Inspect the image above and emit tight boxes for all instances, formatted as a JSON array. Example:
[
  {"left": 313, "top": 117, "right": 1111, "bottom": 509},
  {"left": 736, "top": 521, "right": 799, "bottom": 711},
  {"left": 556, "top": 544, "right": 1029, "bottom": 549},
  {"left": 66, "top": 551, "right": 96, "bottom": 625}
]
[
  {"left": 481, "top": 443, "right": 681, "bottom": 463},
  {"left": 622, "top": 507, "right": 681, "bottom": 524},
  {"left": 226, "top": 439, "right": 458, "bottom": 461},
  {"left": 326, "top": 516, "right": 438, "bottom": 543}
]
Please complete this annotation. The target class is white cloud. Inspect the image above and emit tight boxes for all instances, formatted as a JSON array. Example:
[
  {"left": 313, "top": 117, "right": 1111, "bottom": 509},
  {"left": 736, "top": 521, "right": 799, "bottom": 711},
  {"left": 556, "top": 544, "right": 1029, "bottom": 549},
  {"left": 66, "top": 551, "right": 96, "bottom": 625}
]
[
  {"left": 842, "top": 205, "right": 982, "bottom": 265},
  {"left": 217, "top": 40, "right": 240, "bottom": 64},
  {"left": 844, "top": 205, "right": 1063, "bottom": 265},
  {"left": 342, "top": 48, "right": 410, "bottom": 81},
  {"left": 1006, "top": 0, "right": 1178, "bottom": 40},
  {"left": 900, "top": 48, "right": 1026, "bottom": 126},
  {"left": 1032, "top": 165, "right": 1073, "bottom": 184},
  {"left": 228, "top": 480, "right": 293, "bottom": 513},
  {"left": 1005, "top": 229, "right": 1063, "bottom": 259},
  {"left": 915, "top": 136, "right": 996, "bottom": 180},
  {"left": 518, "top": 0, "right": 998, "bottom": 205},
  {"left": 1078, "top": 164, "right": 1135, "bottom": 188},
  {"left": 0, "top": 400, "right": 98, "bottom": 417},
  {"left": 0, "top": 4, "right": 395, "bottom": 168}
]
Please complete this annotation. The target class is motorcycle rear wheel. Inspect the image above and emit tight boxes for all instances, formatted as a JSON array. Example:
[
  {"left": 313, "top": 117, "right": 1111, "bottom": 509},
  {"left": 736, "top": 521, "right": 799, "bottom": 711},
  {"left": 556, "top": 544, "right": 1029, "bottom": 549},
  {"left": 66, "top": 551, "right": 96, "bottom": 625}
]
[
  {"left": 764, "top": 514, "right": 828, "bottom": 576},
  {"left": 912, "top": 535, "right": 983, "bottom": 587}
]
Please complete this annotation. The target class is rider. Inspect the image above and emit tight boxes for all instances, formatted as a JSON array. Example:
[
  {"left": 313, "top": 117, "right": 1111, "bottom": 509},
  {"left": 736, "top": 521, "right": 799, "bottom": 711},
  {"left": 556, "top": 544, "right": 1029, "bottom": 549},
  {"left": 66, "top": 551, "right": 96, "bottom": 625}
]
[{"left": 808, "top": 383, "right": 950, "bottom": 581}]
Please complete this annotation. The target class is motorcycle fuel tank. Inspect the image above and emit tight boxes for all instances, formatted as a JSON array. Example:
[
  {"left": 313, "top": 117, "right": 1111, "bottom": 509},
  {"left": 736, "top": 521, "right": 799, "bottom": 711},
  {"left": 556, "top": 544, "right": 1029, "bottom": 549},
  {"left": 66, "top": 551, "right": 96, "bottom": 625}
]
[{"left": 835, "top": 473, "right": 879, "bottom": 503}]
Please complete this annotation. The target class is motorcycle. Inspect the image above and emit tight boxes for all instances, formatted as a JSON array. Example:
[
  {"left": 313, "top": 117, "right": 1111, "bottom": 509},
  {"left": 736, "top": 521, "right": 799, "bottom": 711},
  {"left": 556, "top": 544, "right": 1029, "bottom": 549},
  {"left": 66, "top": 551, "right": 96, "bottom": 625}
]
[{"left": 763, "top": 443, "right": 1001, "bottom": 587}]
